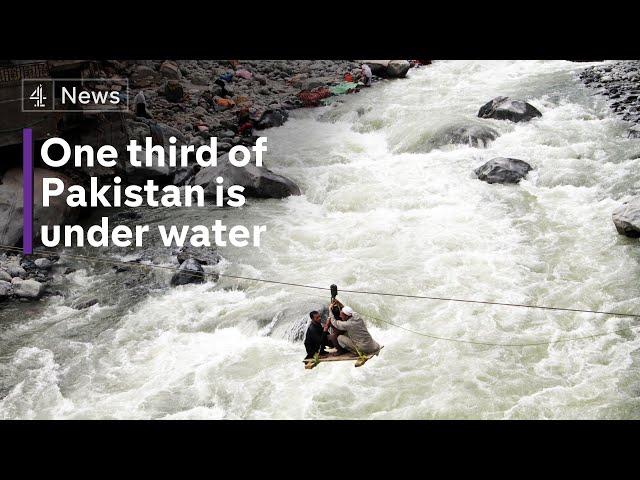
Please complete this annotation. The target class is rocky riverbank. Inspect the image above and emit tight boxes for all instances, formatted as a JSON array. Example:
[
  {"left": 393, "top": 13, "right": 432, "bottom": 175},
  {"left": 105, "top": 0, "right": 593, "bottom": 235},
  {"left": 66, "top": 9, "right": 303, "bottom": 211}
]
[
  {"left": 0, "top": 59, "right": 419, "bottom": 305},
  {"left": 579, "top": 61, "right": 640, "bottom": 238},
  {"left": 579, "top": 61, "right": 640, "bottom": 138}
]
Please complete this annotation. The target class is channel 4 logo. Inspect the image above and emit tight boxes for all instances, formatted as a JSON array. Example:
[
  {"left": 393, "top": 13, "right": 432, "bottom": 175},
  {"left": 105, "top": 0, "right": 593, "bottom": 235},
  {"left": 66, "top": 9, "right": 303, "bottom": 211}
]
[
  {"left": 30, "top": 83, "right": 47, "bottom": 108},
  {"left": 22, "top": 78, "right": 129, "bottom": 112}
]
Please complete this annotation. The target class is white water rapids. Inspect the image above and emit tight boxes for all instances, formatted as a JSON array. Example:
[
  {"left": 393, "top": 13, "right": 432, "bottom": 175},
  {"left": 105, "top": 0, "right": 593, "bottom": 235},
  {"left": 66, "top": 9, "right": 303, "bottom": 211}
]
[{"left": 2, "top": 60, "right": 640, "bottom": 419}]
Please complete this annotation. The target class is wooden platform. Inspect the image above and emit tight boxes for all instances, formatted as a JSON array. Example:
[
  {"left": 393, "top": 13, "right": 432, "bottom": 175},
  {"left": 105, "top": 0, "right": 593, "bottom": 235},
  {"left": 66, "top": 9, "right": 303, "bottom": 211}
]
[{"left": 303, "top": 346, "right": 383, "bottom": 369}]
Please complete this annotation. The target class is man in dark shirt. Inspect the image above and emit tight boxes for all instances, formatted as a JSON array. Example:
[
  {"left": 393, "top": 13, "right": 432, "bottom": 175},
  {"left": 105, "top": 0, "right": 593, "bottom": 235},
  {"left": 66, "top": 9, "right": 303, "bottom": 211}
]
[{"left": 304, "top": 310, "right": 331, "bottom": 359}]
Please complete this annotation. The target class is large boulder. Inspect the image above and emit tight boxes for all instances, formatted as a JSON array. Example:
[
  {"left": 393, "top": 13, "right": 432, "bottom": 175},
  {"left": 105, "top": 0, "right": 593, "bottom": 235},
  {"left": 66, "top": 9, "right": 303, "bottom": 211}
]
[
  {"left": 386, "top": 60, "right": 411, "bottom": 78},
  {"left": 255, "top": 109, "right": 289, "bottom": 130},
  {"left": 432, "top": 124, "right": 499, "bottom": 148},
  {"left": 194, "top": 152, "right": 301, "bottom": 199},
  {"left": 363, "top": 60, "right": 390, "bottom": 76},
  {"left": 175, "top": 245, "right": 221, "bottom": 266},
  {"left": 478, "top": 96, "right": 542, "bottom": 123},
  {"left": 170, "top": 258, "right": 205, "bottom": 286},
  {"left": 612, "top": 197, "right": 640, "bottom": 237},
  {"left": 34, "top": 258, "right": 53, "bottom": 270},
  {"left": 124, "top": 149, "right": 179, "bottom": 185},
  {"left": 363, "top": 60, "right": 411, "bottom": 78},
  {"left": 12, "top": 278, "right": 44, "bottom": 299},
  {"left": 474, "top": 157, "right": 532, "bottom": 184},
  {"left": 0, "top": 168, "right": 77, "bottom": 247},
  {"left": 159, "top": 60, "right": 182, "bottom": 80}
]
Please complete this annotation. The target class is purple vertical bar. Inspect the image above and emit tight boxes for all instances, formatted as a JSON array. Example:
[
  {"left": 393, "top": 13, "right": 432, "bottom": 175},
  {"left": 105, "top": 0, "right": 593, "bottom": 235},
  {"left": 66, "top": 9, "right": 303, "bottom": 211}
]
[{"left": 23, "top": 128, "right": 33, "bottom": 254}]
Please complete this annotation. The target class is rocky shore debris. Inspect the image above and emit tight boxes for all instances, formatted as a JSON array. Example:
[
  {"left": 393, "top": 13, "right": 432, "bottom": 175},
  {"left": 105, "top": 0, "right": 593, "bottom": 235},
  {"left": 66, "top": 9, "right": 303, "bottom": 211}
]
[
  {"left": 478, "top": 96, "right": 542, "bottom": 123},
  {"left": 0, "top": 251, "right": 61, "bottom": 301},
  {"left": 580, "top": 61, "right": 640, "bottom": 238},
  {"left": 474, "top": 157, "right": 532, "bottom": 184},
  {"left": 612, "top": 197, "right": 640, "bottom": 238},
  {"left": 580, "top": 61, "right": 640, "bottom": 132}
]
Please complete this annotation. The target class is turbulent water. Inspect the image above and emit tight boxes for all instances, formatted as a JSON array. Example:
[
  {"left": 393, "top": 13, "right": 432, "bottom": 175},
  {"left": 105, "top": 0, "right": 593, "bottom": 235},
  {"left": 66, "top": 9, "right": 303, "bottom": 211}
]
[{"left": 2, "top": 60, "right": 640, "bottom": 419}]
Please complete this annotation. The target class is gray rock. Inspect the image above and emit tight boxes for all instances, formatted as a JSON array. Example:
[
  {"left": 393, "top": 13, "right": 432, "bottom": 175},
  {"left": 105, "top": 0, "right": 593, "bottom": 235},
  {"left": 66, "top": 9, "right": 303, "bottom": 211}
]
[
  {"left": 433, "top": 124, "right": 499, "bottom": 148},
  {"left": 363, "top": 60, "right": 390, "bottom": 76},
  {"left": 7, "top": 265, "right": 26, "bottom": 279},
  {"left": 255, "top": 109, "right": 288, "bottom": 130},
  {"left": 12, "top": 279, "right": 44, "bottom": 299},
  {"left": 0, "top": 168, "right": 77, "bottom": 247},
  {"left": 34, "top": 258, "right": 53, "bottom": 270},
  {"left": 0, "top": 280, "right": 11, "bottom": 299},
  {"left": 175, "top": 246, "right": 221, "bottom": 265},
  {"left": 159, "top": 60, "right": 182, "bottom": 80},
  {"left": 126, "top": 120, "right": 152, "bottom": 144},
  {"left": 170, "top": 258, "right": 205, "bottom": 286},
  {"left": 130, "top": 65, "right": 163, "bottom": 88},
  {"left": 478, "top": 96, "right": 542, "bottom": 123},
  {"left": 194, "top": 152, "right": 301, "bottom": 199},
  {"left": 71, "top": 296, "right": 99, "bottom": 310},
  {"left": 125, "top": 149, "right": 178, "bottom": 185},
  {"left": 0, "top": 270, "right": 11, "bottom": 282},
  {"left": 474, "top": 157, "right": 532, "bottom": 184},
  {"left": 628, "top": 125, "right": 640, "bottom": 139},
  {"left": 612, "top": 197, "right": 640, "bottom": 237},
  {"left": 386, "top": 60, "right": 411, "bottom": 78}
]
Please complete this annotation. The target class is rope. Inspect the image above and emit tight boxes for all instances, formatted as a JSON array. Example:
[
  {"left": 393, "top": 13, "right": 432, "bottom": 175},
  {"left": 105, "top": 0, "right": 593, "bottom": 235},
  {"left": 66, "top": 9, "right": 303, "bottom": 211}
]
[{"left": 1, "top": 243, "right": 638, "bottom": 347}]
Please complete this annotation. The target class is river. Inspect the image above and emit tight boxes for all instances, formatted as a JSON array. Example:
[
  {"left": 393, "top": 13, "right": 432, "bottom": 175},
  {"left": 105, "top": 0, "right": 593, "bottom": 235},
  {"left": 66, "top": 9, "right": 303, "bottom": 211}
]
[{"left": 1, "top": 60, "right": 640, "bottom": 419}]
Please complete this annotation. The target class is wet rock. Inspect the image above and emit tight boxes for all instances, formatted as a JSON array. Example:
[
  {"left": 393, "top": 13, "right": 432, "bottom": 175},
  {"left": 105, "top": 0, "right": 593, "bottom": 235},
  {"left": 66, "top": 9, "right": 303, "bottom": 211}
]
[
  {"left": 125, "top": 149, "right": 178, "bottom": 185},
  {"left": 173, "top": 166, "right": 196, "bottom": 186},
  {"left": 478, "top": 96, "right": 542, "bottom": 123},
  {"left": 0, "top": 280, "right": 11, "bottom": 299},
  {"left": 433, "top": 124, "right": 499, "bottom": 148},
  {"left": 71, "top": 296, "right": 99, "bottom": 310},
  {"left": 363, "top": 60, "right": 410, "bottom": 78},
  {"left": 12, "top": 278, "right": 44, "bottom": 299},
  {"left": 364, "top": 61, "right": 390, "bottom": 76},
  {"left": 629, "top": 125, "right": 640, "bottom": 139},
  {"left": 255, "top": 109, "right": 288, "bottom": 130},
  {"left": 34, "top": 258, "right": 53, "bottom": 270},
  {"left": 175, "top": 245, "right": 221, "bottom": 265},
  {"left": 0, "top": 168, "right": 77, "bottom": 247},
  {"left": 6, "top": 265, "right": 26, "bottom": 279},
  {"left": 386, "top": 60, "right": 411, "bottom": 78},
  {"left": 474, "top": 157, "right": 532, "bottom": 184},
  {"left": 612, "top": 197, "right": 640, "bottom": 237},
  {"left": 170, "top": 258, "right": 205, "bottom": 286},
  {"left": 194, "top": 152, "right": 301, "bottom": 199}
]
